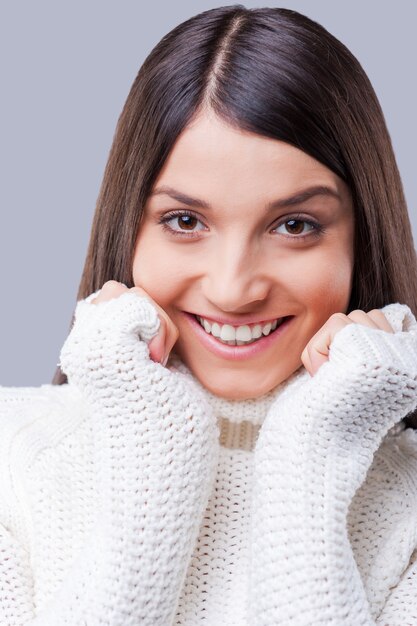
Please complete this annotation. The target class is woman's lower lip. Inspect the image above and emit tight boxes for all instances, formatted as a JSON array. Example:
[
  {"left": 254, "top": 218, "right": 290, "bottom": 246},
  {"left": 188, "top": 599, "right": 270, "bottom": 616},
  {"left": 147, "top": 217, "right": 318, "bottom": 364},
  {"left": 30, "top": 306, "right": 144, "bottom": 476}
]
[{"left": 181, "top": 312, "right": 294, "bottom": 361}]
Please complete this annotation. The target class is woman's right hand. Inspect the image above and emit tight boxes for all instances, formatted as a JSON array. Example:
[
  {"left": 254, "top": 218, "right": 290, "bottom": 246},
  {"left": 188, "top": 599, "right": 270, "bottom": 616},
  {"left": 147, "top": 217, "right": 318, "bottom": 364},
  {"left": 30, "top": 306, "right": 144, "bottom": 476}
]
[
  {"left": 55, "top": 283, "right": 220, "bottom": 626},
  {"left": 90, "top": 280, "right": 179, "bottom": 366}
]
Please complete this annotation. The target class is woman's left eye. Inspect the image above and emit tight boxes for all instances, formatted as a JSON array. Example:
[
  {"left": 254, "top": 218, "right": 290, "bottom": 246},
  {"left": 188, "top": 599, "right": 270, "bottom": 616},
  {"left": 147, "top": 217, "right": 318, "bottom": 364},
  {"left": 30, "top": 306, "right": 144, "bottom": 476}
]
[{"left": 272, "top": 217, "right": 325, "bottom": 239}]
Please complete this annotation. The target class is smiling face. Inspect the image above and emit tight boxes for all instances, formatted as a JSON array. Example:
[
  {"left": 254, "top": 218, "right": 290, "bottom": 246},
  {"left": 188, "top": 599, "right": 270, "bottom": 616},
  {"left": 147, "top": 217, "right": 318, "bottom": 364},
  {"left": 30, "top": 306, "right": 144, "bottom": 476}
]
[{"left": 133, "top": 111, "right": 355, "bottom": 399}]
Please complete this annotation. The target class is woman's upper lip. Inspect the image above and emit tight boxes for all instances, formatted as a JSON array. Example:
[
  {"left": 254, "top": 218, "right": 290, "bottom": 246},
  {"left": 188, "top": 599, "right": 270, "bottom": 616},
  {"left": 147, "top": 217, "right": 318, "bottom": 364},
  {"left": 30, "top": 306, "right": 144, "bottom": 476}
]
[{"left": 184, "top": 311, "right": 291, "bottom": 327}]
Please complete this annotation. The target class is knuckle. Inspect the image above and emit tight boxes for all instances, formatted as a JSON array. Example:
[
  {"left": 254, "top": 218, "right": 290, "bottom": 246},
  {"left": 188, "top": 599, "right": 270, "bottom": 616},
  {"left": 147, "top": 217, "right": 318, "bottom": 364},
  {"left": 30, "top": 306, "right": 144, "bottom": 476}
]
[
  {"left": 103, "top": 280, "right": 123, "bottom": 292},
  {"left": 330, "top": 311, "right": 348, "bottom": 322}
]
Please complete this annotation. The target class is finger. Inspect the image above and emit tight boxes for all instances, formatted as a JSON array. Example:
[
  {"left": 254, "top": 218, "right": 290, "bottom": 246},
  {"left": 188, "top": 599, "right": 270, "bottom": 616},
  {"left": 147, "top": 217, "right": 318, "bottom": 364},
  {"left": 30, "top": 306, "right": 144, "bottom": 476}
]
[
  {"left": 151, "top": 313, "right": 179, "bottom": 365},
  {"left": 347, "top": 309, "right": 395, "bottom": 334},
  {"left": 91, "top": 284, "right": 167, "bottom": 362},
  {"left": 346, "top": 309, "right": 380, "bottom": 329},
  {"left": 148, "top": 318, "right": 167, "bottom": 364},
  {"left": 91, "top": 283, "right": 179, "bottom": 365},
  {"left": 130, "top": 287, "right": 179, "bottom": 364},
  {"left": 91, "top": 280, "right": 128, "bottom": 304},
  {"left": 366, "top": 309, "right": 395, "bottom": 333},
  {"left": 301, "top": 313, "right": 352, "bottom": 376}
]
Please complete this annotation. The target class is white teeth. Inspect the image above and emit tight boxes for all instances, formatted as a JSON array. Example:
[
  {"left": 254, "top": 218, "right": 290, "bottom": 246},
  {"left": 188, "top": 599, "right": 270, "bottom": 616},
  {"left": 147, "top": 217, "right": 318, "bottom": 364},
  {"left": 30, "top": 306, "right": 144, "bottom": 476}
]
[
  {"left": 196, "top": 314, "right": 285, "bottom": 345},
  {"left": 211, "top": 322, "right": 221, "bottom": 338},
  {"left": 252, "top": 324, "right": 262, "bottom": 339},
  {"left": 262, "top": 322, "right": 272, "bottom": 335},
  {"left": 235, "top": 325, "right": 252, "bottom": 341},
  {"left": 220, "top": 324, "right": 236, "bottom": 341}
]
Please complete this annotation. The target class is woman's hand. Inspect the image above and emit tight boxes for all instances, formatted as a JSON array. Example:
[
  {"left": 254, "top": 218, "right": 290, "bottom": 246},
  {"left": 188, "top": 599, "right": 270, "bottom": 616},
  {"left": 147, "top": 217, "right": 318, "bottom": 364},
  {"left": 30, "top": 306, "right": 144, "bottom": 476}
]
[
  {"left": 300, "top": 308, "right": 395, "bottom": 376},
  {"left": 91, "top": 280, "right": 179, "bottom": 366},
  {"left": 57, "top": 281, "right": 220, "bottom": 626}
]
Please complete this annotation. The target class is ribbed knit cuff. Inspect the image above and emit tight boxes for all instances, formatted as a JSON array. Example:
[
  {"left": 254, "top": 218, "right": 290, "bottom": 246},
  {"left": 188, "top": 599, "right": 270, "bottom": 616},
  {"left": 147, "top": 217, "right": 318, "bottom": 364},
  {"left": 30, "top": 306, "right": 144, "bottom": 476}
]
[
  {"left": 264, "top": 303, "right": 417, "bottom": 474},
  {"left": 59, "top": 289, "right": 161, "bottom": 391},
  {"left": 328, "top": 303, "right": 417, "bottom": 374},
  {"left": 73, "top": 289, "right": 161, "bottom": 342}
]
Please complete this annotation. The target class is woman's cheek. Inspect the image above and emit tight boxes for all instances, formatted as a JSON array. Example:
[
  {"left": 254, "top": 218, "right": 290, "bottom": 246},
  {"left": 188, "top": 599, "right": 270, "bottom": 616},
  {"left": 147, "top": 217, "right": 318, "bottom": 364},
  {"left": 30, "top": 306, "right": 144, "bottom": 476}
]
[
  {"left": 133, "top": 253, "right": 184, "bottom": 310},
  {"left": 304, "top": 261, "right": 353, "bottom": 328}
]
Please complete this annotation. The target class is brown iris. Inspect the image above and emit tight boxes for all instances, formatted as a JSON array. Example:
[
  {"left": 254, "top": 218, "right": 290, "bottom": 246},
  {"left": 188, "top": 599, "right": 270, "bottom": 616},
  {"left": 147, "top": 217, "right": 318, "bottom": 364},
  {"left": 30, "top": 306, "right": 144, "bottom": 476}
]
[
  {"left": 285, "top": 219, "right": 305, "bottom": 235},
  {"left": 178, "top": 215, "right": 198, "bottom": 230}
]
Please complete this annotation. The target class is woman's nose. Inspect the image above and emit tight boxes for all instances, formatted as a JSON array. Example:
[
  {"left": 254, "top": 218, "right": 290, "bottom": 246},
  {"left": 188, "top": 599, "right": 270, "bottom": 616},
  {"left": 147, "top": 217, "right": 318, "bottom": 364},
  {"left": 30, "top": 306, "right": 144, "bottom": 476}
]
[{"left": 202, "top": 246, "right": 271, "bottom": 312}]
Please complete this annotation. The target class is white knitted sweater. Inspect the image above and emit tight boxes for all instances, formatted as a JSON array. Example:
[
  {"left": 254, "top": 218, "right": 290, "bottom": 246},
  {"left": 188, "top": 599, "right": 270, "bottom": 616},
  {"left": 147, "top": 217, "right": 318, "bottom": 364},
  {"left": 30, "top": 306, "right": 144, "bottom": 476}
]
[{"left": 1, "top": 291, "right": 417, "bottom": 626}]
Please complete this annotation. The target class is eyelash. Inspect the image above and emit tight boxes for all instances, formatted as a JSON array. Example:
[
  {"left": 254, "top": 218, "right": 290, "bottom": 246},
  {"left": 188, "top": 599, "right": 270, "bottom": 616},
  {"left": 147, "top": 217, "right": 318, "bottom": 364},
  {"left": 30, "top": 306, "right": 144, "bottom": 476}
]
[{"left": 158, "top": 209, "right": 326, "bottom": 241}]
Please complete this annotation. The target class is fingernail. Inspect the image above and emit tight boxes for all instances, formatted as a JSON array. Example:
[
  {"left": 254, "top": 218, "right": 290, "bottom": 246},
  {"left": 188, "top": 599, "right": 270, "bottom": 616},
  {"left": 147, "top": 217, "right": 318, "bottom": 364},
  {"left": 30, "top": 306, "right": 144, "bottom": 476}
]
[{"left": 161, "top": 354, "right": 169, "bottom": 367}]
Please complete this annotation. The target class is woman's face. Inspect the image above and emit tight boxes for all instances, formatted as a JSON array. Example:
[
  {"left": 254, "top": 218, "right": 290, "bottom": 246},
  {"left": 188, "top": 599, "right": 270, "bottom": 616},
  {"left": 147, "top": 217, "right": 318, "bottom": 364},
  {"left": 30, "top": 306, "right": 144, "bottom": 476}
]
[{"left": 133, "top": 111, "right": 355, "bottom": 399}]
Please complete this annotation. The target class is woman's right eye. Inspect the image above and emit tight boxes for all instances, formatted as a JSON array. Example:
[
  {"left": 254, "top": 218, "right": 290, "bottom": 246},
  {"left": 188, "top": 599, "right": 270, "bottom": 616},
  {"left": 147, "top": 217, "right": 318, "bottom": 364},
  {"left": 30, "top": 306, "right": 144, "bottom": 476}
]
[{"left": 159, "top": 211, "right": 207, "bottom": 236}]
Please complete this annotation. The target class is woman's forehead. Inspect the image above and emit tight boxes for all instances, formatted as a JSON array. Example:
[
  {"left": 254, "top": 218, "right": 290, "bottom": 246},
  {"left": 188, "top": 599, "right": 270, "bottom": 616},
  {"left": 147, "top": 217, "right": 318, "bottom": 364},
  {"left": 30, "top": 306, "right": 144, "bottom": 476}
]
[{"left": 151, "top": 114, "right": 349, "bottom": 208}]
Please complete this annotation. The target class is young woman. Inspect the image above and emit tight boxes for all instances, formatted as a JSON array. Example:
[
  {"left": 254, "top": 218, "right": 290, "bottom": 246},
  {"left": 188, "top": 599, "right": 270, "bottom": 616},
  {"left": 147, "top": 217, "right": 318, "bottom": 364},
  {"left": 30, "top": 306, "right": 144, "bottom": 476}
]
[{"left": 1, "top": 5, "right": 417, "bottom": 625}]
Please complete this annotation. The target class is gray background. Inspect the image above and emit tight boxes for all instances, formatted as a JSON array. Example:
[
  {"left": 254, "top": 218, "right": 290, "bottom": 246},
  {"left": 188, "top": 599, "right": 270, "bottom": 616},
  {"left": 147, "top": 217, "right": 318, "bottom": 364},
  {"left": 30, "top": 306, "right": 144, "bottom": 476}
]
[{"left": 0, "top": 1, "right": 415, "bottom": 387}]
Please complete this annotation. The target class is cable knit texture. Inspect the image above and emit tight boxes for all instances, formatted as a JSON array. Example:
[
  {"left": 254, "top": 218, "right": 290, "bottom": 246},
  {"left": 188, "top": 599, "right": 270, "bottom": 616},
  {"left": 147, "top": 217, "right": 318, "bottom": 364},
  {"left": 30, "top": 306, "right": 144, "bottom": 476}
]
[{"left": 1, "top": 290, "right": 417, "bottom": 625}]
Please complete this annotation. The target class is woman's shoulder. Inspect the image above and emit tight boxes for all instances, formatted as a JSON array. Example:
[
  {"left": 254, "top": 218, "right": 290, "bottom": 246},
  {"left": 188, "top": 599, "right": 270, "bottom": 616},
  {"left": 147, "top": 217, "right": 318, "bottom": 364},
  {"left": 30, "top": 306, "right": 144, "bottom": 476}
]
[
  {"left": 0, "top": 383, "right": 93, "bottom": 540},
  {"left": 0, "top": 382, "right": 90, "bottom": 461},
  {"left": 0, "top": 381, "right": 86, "bottom": 417},
  {"left": 350, "top": 421, "right": 417, "bottom": 527}
]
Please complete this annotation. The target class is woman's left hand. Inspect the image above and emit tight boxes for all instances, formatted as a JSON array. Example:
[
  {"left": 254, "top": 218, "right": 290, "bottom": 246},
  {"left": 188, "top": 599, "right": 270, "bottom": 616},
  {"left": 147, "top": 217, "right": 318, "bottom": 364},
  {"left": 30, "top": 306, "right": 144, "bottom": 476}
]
[{"left": 301, "top": 309, "right": 395, "bottom": 377}]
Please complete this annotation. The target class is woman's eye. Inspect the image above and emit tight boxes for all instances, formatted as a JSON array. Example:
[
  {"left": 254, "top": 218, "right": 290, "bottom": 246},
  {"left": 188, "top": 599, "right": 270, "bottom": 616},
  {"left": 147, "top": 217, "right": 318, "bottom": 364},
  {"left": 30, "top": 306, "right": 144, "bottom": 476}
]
[
  {"left": 160, "top": 212, "right": 206, "bottom": 235},
  {"left": 273, "top": 218, "right": 322, "bottom": 238},
  {"left": 158, "top": 211, "right": 324, "bottom": 239}
]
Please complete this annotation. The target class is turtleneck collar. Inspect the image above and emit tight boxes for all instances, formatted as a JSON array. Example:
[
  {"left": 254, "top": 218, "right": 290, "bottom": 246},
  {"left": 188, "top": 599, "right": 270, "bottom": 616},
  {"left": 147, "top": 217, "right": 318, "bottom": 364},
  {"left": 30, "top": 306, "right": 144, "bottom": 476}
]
[{"left": 167, "top": 355, "right": 311, "bottom": 426}]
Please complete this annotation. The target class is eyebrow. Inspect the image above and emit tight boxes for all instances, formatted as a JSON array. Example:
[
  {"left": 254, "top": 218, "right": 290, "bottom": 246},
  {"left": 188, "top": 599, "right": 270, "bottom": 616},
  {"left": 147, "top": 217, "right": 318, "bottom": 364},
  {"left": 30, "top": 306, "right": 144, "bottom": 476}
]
[{"left": 149, "top": 184, "right": 341, "bottom": 211}]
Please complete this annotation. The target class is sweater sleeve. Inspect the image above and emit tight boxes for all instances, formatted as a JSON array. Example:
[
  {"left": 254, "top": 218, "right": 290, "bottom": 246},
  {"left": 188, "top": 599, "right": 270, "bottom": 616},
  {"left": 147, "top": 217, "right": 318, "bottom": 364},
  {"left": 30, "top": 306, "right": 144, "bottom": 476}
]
[
  {"left": 249, "top": 303, "right": 417, "bottom": 626},
  {"left": 375, "top": 547, "right": 417, "bottom": 625},
  {"left": 3, "top": 289, "right": 219, "bottom": 626},
  {"left": 0, "top": 522, "right": 36, "bottom": 624}
]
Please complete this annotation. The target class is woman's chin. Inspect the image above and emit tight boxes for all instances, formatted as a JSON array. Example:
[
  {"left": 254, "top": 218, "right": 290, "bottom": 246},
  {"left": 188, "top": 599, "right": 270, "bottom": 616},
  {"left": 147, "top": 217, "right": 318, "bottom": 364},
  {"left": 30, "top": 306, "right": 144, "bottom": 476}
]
[{"left": 188, "top": 366, "right": 287, "bottom": 401}]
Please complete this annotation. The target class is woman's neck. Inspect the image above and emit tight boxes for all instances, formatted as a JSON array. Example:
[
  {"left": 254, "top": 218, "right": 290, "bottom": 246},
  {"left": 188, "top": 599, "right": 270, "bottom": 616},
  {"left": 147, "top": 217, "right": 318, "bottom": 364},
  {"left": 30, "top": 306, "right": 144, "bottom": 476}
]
[{"left": 167, "top": 354, "right": 310, "bottom": 425}]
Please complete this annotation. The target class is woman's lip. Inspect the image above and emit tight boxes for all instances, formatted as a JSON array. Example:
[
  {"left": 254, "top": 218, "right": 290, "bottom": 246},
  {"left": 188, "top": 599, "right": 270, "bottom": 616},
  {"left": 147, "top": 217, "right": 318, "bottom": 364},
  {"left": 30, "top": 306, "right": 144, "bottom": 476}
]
[
  {"left": 187, "top": 312, "right": 283, "bottom": 327},
  {"left": 181, "top": 311, "right": 294, "bottom": 361}
]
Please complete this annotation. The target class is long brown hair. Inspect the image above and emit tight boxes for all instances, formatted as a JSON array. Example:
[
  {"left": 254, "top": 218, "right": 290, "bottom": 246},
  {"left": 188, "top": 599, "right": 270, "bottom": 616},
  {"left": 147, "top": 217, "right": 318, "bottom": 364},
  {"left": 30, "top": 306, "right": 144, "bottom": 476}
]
[{"left": 52, "top": 6, "right": 417, "bottom": 427}]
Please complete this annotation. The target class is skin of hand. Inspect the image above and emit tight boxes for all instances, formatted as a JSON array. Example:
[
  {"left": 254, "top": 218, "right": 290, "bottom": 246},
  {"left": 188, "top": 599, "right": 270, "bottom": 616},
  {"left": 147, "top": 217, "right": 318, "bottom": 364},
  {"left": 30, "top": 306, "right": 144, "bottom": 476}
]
[
  {"left": 91, "top": 281, "right": 394, "bottom": 377},
  {"left": 300, "top": 308, "right": 395, "bottom": 376},
  {"left": 90, "top": 280, "right": 179, "bottom": 366}
]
